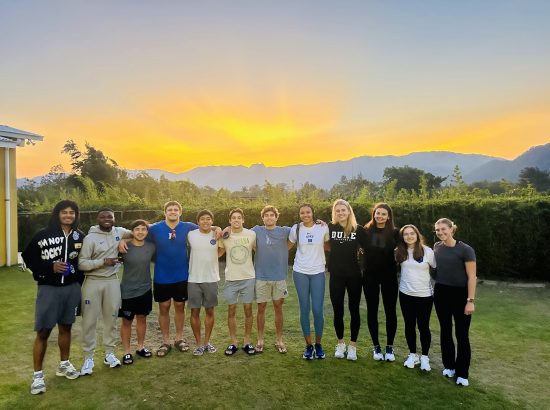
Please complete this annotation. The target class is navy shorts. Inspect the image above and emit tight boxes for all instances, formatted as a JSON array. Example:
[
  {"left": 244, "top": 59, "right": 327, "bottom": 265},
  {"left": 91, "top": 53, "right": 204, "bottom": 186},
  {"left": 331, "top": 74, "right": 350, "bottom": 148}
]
[
  {"left": 153, "top": 281, "right": 188, "bottom": 303},
  {"left": 119, "top": 289, "right": 153, "bottom": 320},
  {"left": 35, "top": 282, "right": 81, "bottom": 331}
]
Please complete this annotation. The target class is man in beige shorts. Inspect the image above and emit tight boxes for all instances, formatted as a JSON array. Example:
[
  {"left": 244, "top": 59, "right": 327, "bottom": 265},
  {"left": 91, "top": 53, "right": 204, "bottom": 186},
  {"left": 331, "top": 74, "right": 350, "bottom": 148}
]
[{"left": 251, "top": 205, "right": 292, "bottom": 353}]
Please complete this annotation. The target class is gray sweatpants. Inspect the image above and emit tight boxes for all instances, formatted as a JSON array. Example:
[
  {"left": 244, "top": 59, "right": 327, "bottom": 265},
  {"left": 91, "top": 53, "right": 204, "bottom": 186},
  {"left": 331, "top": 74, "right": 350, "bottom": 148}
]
[{"left": 81, "top": 277, "right": 121, "bottom": 358}]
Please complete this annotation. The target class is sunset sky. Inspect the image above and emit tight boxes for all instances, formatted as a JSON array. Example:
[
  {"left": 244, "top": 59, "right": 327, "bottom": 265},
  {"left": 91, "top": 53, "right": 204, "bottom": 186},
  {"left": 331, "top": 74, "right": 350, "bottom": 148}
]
[{"left": 2, "top": 0, "right": 550, "bottom": 178}]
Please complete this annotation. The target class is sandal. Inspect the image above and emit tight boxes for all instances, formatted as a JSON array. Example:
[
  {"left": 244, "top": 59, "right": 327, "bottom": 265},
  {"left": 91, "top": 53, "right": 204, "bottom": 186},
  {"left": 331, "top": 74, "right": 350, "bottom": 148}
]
[
  {"left": 242, "top": 344, "right": 256, "bottom": 355},
  {"left": 255, "top": 341, "right": 264, "bottom": 353},
  {"left": 136, "top": 348, "right": 152, "bottom": 358},
  {"left": 122, "top": 353, "right": 133, "bottom": 365},
  {"left": 275, "top": 342, "right": 287, "bottom": 354},
  {"left": 174, "top": 339, "right": 190, "bottom": 352},
  {"left": 157, "top": 343, "right": 172, "bottom": 357},
  {"left": 224, "top": 344, "right": 238, "bottom": 356}
]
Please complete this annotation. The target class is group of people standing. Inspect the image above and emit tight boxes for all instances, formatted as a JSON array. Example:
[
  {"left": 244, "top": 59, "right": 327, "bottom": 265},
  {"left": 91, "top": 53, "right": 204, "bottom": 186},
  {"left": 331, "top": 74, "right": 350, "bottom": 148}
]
[{"left": 22, "top": 198, "right": 477, "bottom": 396}]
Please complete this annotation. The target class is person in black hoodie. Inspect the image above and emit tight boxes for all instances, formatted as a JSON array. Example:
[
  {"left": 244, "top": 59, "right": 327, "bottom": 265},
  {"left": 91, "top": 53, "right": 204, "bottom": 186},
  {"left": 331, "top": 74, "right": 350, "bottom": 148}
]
[
  {"left": 362, "top": 202, "right": 399, "bottom": 362},
  {"left": 22, "top": 200, "right": 85, "bottom": 395}
]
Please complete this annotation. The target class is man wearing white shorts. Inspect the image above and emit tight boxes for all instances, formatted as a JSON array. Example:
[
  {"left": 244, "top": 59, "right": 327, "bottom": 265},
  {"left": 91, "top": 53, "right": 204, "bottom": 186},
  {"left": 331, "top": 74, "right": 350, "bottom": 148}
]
[
  {"left": 252, "top": 205, "right": 291, "bottom": 353},
  {"left": 221, "top": 208, "right": 256, "bottom": 356},
  {"left": 187, "top": 210, "right": 225, "bottom": 356}
]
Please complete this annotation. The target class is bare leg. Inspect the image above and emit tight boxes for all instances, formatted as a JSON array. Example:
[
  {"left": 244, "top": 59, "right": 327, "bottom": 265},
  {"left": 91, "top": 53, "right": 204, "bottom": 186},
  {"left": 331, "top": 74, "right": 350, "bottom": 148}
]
[
  {"left": 190, "top": 308, "right": 202, "bottom": 345},
  {"left": 135, "top": 315, "right": 146, "bottom": 350},
  {"left": 243, "top": 303, "right": 253, "bottom": 345},
  {"left": 120, "top": 318, "right": 133, "bottom": 354},
  {"left": 173, "top": 301, "right": 185, "bottom": 341},
  {"left": 272, "top": 299, "right": 285, "bottom": 344},
  {"left": 33, "top": 328, "right": 52, "bottom": 371},
  {"left": 256, "top": 302, "right": 267, "bottom": 347},
  {"left": 204, "top": 308, "right": 215, "bottom": 345},
  {"left": 227, "top": 304, "right": 238, "bottom": 345},
  {"left": 158, "top": 300, "right": 172, "bottom": 344},
  {"left": 58, "top": 324, "right": 72, "bottom": 361}
]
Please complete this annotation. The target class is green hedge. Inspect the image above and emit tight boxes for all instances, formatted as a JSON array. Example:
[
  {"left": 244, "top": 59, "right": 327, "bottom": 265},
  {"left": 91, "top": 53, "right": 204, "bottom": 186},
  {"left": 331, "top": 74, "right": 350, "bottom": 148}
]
[
  {"left": 18, "top": 198, "right": 550, "bottom": 281},
  {"left": 355, "top": 198, "right": 550, "bottom": 282}
]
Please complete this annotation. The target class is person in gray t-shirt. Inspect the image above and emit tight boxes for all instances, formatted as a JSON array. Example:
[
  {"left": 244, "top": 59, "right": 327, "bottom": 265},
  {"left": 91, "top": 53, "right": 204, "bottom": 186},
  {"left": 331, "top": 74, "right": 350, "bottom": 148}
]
[
  {"left": 433, "top": 217, "right": 477, "bottom": 387},
  {"left": 251, "top": 205, "right": 292, "bottom": 353},
  {"left": 119, "top": 220, "right": 155, "bottom": 364}
]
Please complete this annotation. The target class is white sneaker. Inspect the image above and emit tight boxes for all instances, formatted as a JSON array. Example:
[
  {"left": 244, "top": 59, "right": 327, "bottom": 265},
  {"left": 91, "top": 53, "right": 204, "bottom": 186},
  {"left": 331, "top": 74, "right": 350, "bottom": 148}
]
[
  {"left": 334, "top": 342, "right": 346, "bottom": 359},
  {"left": 420, "top": 355, "right": 431, "bottom": 371},
  {"left": 30, "top": 374, "right": 46, "bottom": 395},
  {"left": 403, "top": 353, "right": 419, "bottom": 369},
  {"left": 80, "top": 357, "right": 94, "bottom": 375},
  {"left": 442, "top": 368, "right": 456, "bottom": 378},
  {"left": 56, "top": 361, "right": 80, "bottom": 379},
  {"left": 456, "top": 377, "right": 469, "bottom": 387},
  {"left": 372, "top": 345, "right": 384, "bottom": 361},
  {"left": 384, "top": 346, "right": 395, "bottom": 362},
  {"left": 346, "top": 345, "right": 357, "bottom": 361},
  {"left": 104, "top": 352, "right": 121, "bottom": 368}
]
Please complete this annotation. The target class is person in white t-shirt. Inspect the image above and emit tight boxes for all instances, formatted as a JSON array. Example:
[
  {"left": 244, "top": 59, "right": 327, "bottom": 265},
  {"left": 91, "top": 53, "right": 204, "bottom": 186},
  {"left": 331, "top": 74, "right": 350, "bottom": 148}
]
[
  {"left": 187, "top": 210, "right": 225, "bottom": 356},
  {"left": 395, "top": 224, "right": 436, "bottom": 372},
  {"left": 288, "top": 204, "right": 329, "bottom": 360}
]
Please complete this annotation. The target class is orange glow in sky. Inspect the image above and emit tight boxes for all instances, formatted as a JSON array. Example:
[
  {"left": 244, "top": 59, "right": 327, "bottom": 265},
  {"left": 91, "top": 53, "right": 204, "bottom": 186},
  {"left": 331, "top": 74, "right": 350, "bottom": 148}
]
[{"left": 3, "top": 2, "right": 550, "bottom": 177}]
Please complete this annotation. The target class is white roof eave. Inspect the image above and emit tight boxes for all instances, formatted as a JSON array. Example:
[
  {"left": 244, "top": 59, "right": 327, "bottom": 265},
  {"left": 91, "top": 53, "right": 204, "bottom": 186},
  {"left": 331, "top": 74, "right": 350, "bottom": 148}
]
[{"left": 0, "top": 125, "right": 44, "bottom": 142}]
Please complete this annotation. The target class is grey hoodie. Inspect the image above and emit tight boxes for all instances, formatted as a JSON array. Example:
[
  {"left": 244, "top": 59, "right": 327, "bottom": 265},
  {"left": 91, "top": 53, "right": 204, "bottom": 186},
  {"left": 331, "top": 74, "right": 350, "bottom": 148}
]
[{"left": 78, "top": 225, "right": 131, "bottom": 279}]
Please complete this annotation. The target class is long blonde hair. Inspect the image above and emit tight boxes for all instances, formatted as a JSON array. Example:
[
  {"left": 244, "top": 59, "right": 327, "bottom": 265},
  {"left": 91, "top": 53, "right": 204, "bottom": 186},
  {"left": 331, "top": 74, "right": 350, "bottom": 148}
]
[{"left": 331, "top": 199, "right": 357, "bottom": 236}]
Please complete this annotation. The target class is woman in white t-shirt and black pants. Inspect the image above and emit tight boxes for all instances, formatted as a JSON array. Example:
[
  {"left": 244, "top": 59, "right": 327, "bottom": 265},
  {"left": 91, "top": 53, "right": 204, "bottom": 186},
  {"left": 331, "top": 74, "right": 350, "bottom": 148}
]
[
  {"left": 289, "top": 204, "right": 330, "bottom": 360},
  {"left": 395, "top": 225, "right": 436, "bottom": 372}
]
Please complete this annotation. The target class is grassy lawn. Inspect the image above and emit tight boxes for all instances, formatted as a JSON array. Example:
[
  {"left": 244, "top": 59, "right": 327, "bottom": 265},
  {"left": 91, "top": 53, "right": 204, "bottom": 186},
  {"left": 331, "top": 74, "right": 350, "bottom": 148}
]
[{"left": 0, "top": 265, "right": 548, "bottom": 409}]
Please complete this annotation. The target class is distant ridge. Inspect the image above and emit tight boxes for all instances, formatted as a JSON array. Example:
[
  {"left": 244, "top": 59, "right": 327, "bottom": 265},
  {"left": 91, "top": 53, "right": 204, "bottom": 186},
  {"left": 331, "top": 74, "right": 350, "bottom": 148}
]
[
  {"left": 129, "top": 151, "right": 496, "bottom": 190},
  {"left": 18, "top": 144, "right": 550, "bottom": 190},
  {"left": 464, "top": 142, "right": 550, "bottom": 182}
]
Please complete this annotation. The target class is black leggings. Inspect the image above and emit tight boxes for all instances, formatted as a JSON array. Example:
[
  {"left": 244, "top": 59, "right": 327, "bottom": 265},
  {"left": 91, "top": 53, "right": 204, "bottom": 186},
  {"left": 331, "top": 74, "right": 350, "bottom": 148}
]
[
  {"left": 399, "top": 291, "right": 433, "bottom": 355},
  {"left": 329, "top": 272, "right": 362, "bottom": 342},
  {"left": 434, "top": 283, "right": 472, "bottom": 379},
  {"left": 362, "top": 272, "right": 398, "bottom": 346}
]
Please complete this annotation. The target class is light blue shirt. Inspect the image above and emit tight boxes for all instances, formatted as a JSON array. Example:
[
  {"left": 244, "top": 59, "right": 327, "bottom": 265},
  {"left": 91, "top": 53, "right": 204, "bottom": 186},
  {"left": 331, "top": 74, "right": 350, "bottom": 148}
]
[{"left": 252, "top": 226, "right": 290, "bottom": 281}]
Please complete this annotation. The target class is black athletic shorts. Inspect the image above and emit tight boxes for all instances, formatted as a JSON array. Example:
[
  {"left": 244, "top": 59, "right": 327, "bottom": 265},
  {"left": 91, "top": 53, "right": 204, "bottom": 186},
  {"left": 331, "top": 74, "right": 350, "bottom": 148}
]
[
  {"left": 119, "top": 289, "right": 153, "bottom": 320},
  {"left": 153, "top": 281, "right": 188, "bottom": 303}
]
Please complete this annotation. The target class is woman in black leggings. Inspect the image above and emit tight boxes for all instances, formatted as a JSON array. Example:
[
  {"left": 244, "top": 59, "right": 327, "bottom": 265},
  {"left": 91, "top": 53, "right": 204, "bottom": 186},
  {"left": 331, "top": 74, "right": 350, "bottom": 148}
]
[
  {"left": 433, "top": 218, "right": 477, "bottom": 387},
  {"left": 327, "top": 199, "right": 366, "bottom": 361},
  {"left": 395, "top": 224, "right": 436, "bottom": 372},
  {"left": 362, "top": 202, "right": 399, "bottom": 361}
]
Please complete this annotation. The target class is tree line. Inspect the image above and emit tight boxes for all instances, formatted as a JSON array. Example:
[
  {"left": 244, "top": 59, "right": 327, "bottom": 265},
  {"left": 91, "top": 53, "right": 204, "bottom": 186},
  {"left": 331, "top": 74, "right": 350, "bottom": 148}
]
[{"left": 18, "top": 140, "right": 550, "bottom": 212}]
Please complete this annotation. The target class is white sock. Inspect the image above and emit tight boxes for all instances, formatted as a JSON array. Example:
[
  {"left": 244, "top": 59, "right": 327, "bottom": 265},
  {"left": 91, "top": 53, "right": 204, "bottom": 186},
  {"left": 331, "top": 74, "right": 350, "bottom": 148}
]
[
  {"left": 33, "top": 370, "right": 43, "bottom": 378},
  {"left": 60, "top": 360, "right": 69, "bottom": 366}
]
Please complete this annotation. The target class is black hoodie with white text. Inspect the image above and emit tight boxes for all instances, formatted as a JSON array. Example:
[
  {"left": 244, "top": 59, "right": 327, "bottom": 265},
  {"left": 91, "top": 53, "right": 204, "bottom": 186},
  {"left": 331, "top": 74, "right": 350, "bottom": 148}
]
[{"left": 22, "top": 227, "right": 85, "bottom": 286}]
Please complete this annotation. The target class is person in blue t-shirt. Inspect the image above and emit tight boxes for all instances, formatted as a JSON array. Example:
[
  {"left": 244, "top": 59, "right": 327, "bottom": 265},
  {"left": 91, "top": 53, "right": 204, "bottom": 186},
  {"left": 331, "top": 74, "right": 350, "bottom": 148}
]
[
  {"left": 147, "top": 201, "right": 197, "bottom": 356},
  {"left": 252, "top": 205, "right": 292, "bottom": 354}
]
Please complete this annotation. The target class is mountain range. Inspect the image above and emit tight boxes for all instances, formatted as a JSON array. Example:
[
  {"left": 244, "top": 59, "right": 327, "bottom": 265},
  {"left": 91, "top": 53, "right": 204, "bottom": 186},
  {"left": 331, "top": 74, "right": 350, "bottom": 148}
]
[{"left": 19, "top": 142, "right": 550, "bottom": 190}]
